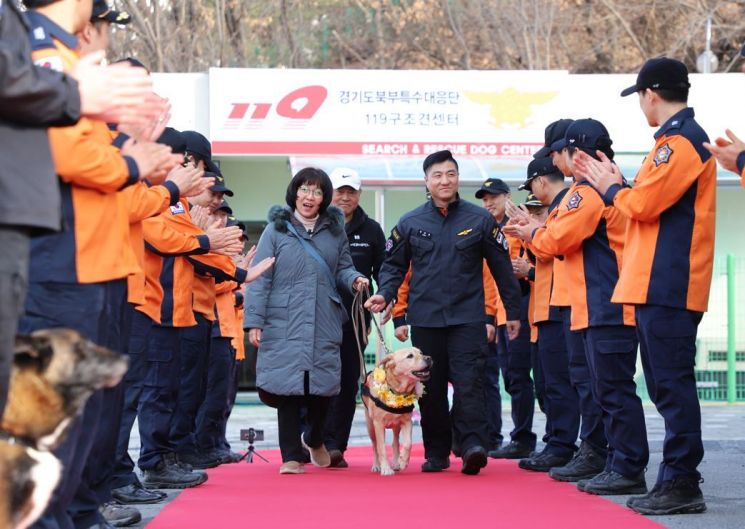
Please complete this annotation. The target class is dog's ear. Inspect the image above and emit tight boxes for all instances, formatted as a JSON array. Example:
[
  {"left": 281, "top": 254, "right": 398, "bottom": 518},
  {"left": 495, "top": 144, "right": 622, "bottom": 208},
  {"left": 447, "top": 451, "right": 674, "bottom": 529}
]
[
  {"left": 14, "top": 333, "right": 55, "bottom": 363},
  {"left": 380, "top": 353, "right": 396, "bottom": 370}
]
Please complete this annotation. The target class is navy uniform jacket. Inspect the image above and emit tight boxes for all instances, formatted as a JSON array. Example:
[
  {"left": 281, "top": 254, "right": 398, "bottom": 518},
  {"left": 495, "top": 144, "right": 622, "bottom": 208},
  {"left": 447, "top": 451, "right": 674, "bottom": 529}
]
[{"left": 377, "top": 196, "right": 521, "bottom": 327}]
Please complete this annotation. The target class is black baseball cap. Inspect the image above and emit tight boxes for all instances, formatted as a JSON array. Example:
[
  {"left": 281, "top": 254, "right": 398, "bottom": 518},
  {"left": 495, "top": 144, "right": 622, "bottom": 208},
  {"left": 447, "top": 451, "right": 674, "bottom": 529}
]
[
  {"left": 182, "top": 131, "right": 212, "bottom": 161},
  {"left": 524, "top": 193, "right": 544, "bottom": 208},
  {"left": 620, "top": 57, "right": 690, "bottom": 97},
  {"left": 534, "top": 119, "right": 574, "bottom": 159},
  {"left": 156, "top": 127, "right": 187, "bottom": 154},
  {"left": 91, "top": 1, "right": 131, "bottom": 25},
  {"left": 550, "top": 118, "right": 613, "bottom": 160},
  {"left": 216, "top": 200, "right": 233, "bottom": 215},
  {"left": 519, "top": 157, "right": 561, "bottom": 191},
  {"left": 475, "top": 178, "right": 510, "bottom": 198},
  {"left": 204, "top": 171, "right": 234, "bottom": 197}
]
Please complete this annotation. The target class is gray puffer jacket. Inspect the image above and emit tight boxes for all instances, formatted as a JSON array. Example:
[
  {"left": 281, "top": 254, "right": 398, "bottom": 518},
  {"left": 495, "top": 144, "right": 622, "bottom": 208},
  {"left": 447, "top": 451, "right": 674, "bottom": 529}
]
[{"left": 244, "top": 205, "right": 362, "bottom": 397}]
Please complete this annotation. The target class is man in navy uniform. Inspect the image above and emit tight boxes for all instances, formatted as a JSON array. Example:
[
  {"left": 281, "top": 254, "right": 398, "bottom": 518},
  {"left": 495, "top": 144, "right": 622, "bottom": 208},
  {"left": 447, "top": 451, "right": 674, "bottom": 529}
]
[{"left": 366, "top": 150, "right": 521, "bottom": 475}]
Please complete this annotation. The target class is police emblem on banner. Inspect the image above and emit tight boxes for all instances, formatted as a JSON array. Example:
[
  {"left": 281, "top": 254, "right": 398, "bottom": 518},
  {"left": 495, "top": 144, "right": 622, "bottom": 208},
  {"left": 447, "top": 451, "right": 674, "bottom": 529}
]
[
  {"left": 653, "top": 143, "right": 673, "bottom": 166},
  {"left": 566, "top": 191, "right": 582, "bottom": 210}
]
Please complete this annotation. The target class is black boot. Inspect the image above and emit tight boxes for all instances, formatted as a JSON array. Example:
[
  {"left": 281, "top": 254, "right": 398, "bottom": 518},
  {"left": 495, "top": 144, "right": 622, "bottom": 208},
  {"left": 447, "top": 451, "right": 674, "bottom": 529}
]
[
  {"left": 461, "top": 446, "right": 488, "bottom": 475},
  {"left": 421, "top": 457, "right": 450, "bottom": 472},
  {"left": 488, "top": 440, "right": 535, "bottom": 459},
  {"left": 142, "top": 459, "right": 208, "bottom": 489},
  {"left": 548, "top": 441, "right": 606, "bottom": 482},
  {"left": 627, "top": 476, "right": 706, "bottom": 515},
  {"left": 582, "top": 470, "right": 647, "bottom": 495},
  {"left": 518, "top": 449, "right": 572, "bottom": 472},
  {"left": 111, "top": 482, "right": 166, "bottom": 504}
]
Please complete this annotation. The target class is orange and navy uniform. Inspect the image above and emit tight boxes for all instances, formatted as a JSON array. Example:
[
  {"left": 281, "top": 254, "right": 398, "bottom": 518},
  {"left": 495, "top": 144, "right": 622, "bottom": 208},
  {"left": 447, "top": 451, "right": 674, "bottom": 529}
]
[
  {"left": 531, "top": 181, "right": 635, "bottom": 331},
  {"left": 233, "top": 287, "right": 246, "bottom": 361},
  {"left": 391, "top": 262, "right": 498, "bottom": 328},
  {"left": 528, "top": 188, "right": 570, "bottom": 326},
  {"left": 120, "top": 180, "right": 181, "bottom": 306},
  {"left": 736, "top": 151, "right": 745, "bottom": 187},
  {"left": 27, "top": 12, "right": 139, "bottom": 284},
  {"left": 214, "top": 281, "right": 239, "bottom": 339},
  {"left": 139, "top": 200, "right": 210, "bottom": 327},
  {"left": 602, "top": 108, "right": 717, "bottom": 312},
  {"left": 494, "top": 229, "right": 526, "bottom": 326}
]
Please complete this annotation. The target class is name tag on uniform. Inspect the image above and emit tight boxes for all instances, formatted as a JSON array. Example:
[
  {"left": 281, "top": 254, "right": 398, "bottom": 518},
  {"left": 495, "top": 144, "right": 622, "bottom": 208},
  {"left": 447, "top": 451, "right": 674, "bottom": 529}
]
[
  {"left": 34, "top": 55, "right": 64, "bottom": 72},
  {"left": 170, "top": 203, "right": 186, "bottom": 215}
]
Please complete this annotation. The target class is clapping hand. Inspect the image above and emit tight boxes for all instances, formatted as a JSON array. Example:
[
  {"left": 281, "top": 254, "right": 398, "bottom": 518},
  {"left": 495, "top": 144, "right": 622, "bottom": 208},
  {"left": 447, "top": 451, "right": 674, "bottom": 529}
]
[
  {"left": 704, "top": 129, "right": 745, "bottom": 174},
  {"left": 574, "top": 150, "right": 622, "bottom": 194}
]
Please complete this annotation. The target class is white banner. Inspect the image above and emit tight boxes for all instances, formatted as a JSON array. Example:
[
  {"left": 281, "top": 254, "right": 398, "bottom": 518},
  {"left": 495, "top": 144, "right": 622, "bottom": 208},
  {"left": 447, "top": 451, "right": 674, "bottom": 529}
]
[{"left": 206, "top": 68, "right": 745, "bottom": 159}]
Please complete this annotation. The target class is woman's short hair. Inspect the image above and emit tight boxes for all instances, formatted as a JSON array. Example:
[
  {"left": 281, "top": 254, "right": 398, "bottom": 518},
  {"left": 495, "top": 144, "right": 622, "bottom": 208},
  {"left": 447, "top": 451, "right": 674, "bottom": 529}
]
[{"left": 285, "top": 167, "right": 333, "bottom": 214}]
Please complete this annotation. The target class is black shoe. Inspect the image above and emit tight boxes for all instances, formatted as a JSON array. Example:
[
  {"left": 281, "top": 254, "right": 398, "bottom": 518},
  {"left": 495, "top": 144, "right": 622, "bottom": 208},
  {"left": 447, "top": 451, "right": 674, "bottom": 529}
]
[
  {"left": 548, "top": 442, "right": 606, "bottom": 482},
  {"left": 489, "top": 440, "right": 536, "bottom": 460},
  {"left": 206, "top": 448, "right": 243, "bottom": 465},
  {"left": 328, "top": 449, "right": 348, "bottom": 468},
  {"left": 142, "top": 461, "right": 208, "bottom": 489},
  {"left": 111, "top": 483, "right": 166, "bottom": 505},
  {"left": 421, "top": 457, "right": 450, "bottom": 472},
  {"left": 582, "top": 470, "right": 647, "bottom": 495},
  {"left": 578, "top": 471, "right": 609, "bottom": 492},
  {"left": 177, "top": 451, "right": 222, "bottom": 470},
  {"left": 627, "top": 476, "right": 706, "bottom": 515},
  {"left": 100, "top": 502, "right": 141, "bottom": 527},
  {"left": 518, "top": 449, "right": 572, "bottom": 472},
  {"left": 461, "top": 446, "right": 488, "bottom": 475}
]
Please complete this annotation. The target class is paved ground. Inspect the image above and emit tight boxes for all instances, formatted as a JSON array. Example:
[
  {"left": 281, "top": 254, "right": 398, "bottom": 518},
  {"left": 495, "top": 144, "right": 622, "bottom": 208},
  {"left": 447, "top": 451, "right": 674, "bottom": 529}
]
[{"left": 129, "top": 397, "right": 745, "bottom": 528}]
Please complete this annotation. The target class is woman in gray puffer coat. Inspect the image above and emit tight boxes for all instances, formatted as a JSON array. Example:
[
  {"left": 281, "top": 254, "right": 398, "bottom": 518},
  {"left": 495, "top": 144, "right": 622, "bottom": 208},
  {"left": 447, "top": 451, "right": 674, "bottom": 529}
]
[{"left": 245, "top": 168, "right": 368, "bottom": 474}]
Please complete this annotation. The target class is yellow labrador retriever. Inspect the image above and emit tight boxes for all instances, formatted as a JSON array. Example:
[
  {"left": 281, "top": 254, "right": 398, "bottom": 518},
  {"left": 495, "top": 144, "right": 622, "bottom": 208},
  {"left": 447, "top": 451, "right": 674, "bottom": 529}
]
[{"left": 361, "top": 347, "right": 431, "bottom": 476}]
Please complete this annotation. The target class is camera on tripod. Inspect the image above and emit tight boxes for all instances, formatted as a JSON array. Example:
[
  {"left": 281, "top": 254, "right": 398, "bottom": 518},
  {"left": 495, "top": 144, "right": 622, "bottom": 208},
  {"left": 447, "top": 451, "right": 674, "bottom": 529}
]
[
  {"left": 240, "top": 428, "right": 264, "bottom": 443},
  {"left": 238, "top": 428, "right": 268, "bottom": 463}
]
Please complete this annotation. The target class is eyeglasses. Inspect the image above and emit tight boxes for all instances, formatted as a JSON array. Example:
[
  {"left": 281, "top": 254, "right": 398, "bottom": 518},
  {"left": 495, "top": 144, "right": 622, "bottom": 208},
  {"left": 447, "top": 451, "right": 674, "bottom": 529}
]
[{"left": 298, "top": 185, "right": 323, "bottom": 199}]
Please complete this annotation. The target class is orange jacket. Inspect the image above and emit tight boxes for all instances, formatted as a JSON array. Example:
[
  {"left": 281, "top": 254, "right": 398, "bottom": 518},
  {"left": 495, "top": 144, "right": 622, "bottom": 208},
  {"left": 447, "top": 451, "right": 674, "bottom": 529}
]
[
  {"left": 214, "top": 281, "right": 239, "bottom": 339},
  {"left": 392, "top": 261, "right": 497, "bottom": 327},
  {"left": 603, "top": 108, "right": 716, "bottom": 312},
  {"left": 495, "top": 233, "right": 526, "bottom": 325},
  {"left": 531, "top": 181, "right": 635, "bottom": 331},
  {"left": 27, "top": 13, "right": 138, "bottom": 284},
  {"left": 528, "top": 188, "right": 570, "bottom": 324},
  {"left": 138, "top": 200, "right": 209, "bottom": 326},
  {"left": 233, "top": 299, "right": 246, "bottom": 361}
]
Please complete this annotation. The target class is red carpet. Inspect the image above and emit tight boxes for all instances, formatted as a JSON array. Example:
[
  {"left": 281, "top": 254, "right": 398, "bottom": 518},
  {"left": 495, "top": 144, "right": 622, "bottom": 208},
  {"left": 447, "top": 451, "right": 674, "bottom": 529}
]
[{"left": 147, "top": 445, "right": 664, "bottom": 529}]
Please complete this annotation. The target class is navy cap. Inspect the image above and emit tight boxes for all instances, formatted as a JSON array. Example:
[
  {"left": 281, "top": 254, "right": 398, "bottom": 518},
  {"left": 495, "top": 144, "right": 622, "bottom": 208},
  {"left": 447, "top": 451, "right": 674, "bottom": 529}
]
[
  {"left": 204, "top": 171, "right": 234, "bottom": 197},
  {"left": 156, "top": 127, "right": 186, "bottom": 154},
  {"left": 216, "top": 200, "right": 233, "bottom": 215},
  {"left": 553, "top": 118, "right": 614, "bottom": 159},
  {"left": 91, "top": 1, "right": 131, "bottom": 25},
  {"left": 518, "top": 157, "right": 561, "bottom": 191},
  {"left": 620, "top": 57, "right": 690, "bottom": 97},
  {"left": 182, "top": 131, "right": 212, "bottom": 161},
  {"left": 524, "top": 193, "right": 544, "bottom": 207},
  {"left": 205, "top": 158, "right": 221, "bottom": 175},
  {"left": 534, "top": 119, "right": 574, "bottom": 158},
  {"left": 475, "top": 178, "right": 510, "bottom": 198}
]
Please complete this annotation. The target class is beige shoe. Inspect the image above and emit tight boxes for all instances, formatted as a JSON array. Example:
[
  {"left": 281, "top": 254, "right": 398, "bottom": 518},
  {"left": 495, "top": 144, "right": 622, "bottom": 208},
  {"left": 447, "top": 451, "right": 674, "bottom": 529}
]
[
  {"left": 279, "top": 461, "right": 305, "bottom": 474},
  {"left": 301, "top": 434, "right": 331, "bottom": 468}
]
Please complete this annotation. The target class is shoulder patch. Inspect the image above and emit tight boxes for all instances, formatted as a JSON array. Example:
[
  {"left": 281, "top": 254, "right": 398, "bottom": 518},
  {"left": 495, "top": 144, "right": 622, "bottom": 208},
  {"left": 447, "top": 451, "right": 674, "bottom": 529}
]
[
  {"left": 653, "top": 143, "right": 673, "bottom": 166},
  {"left": 34, "top": 55, "right": 64, "bottom": 72},
  {"left": 170, "top": 203, "right": 186, "bottom": 215},
  {"left": 391, "top": 227, "right": 401, "bottom": 241},
  {"left": 493, "top": 227, "right": 509, "bottom": 250},
  {"left": 566, "top": 191, "right": 583, "bottom": 210}
]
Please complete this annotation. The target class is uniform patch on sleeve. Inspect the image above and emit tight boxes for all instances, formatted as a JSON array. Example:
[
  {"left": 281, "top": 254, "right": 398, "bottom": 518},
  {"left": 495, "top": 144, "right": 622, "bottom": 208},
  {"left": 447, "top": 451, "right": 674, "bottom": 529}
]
[
  {"left": 385, "top": 238, "right": 393, "bottom": 252},
  {"left": 653, "top": 143, "right": 673, "bottom": 166},
  {"left": 494, "top": 228, "right": 509, "bottom": 250},
  {"left": 34, "top": 55, "right": 64, "bottom": 72},
  {"left": 391, "top": 227, "right": 401, "bottom": 241},
  {"left": 566, "top": 191, "right": 583, "bottom": 210}
]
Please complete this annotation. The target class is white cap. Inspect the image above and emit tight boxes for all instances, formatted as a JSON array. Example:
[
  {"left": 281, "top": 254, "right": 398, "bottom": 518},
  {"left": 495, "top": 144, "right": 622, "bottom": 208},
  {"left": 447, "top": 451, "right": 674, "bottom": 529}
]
[{"left": 329, "top": 167, "right": 361, "bottom": 190}]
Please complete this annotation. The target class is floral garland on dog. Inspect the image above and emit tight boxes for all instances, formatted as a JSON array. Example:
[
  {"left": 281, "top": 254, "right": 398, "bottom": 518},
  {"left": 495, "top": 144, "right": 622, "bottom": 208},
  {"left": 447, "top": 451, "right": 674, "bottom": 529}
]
[{"left": 369, "top": 367, "right": 422, "bottom": 408}]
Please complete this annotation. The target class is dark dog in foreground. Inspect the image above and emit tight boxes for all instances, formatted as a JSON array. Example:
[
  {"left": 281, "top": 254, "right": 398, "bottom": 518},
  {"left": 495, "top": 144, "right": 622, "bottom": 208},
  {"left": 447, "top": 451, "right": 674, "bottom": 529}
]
[{"left": 0, "top": 329, "right": 128, "bottom": 529}]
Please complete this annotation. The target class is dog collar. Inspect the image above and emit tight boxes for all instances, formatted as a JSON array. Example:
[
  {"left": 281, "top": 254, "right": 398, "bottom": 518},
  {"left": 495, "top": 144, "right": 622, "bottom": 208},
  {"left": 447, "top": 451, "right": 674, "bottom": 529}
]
[
  {"left": 0, "top": 429, "right": 35, "bottom": 448},
  {"left": 361, "top": 384, "right": 415, "bottom": 415}
]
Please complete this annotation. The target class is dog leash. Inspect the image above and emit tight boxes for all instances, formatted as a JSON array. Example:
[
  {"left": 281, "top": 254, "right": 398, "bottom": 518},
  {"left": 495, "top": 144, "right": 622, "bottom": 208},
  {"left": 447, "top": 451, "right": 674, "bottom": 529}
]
[{"left": 351, "top": 286, "right": 393, "bottom": 385}]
